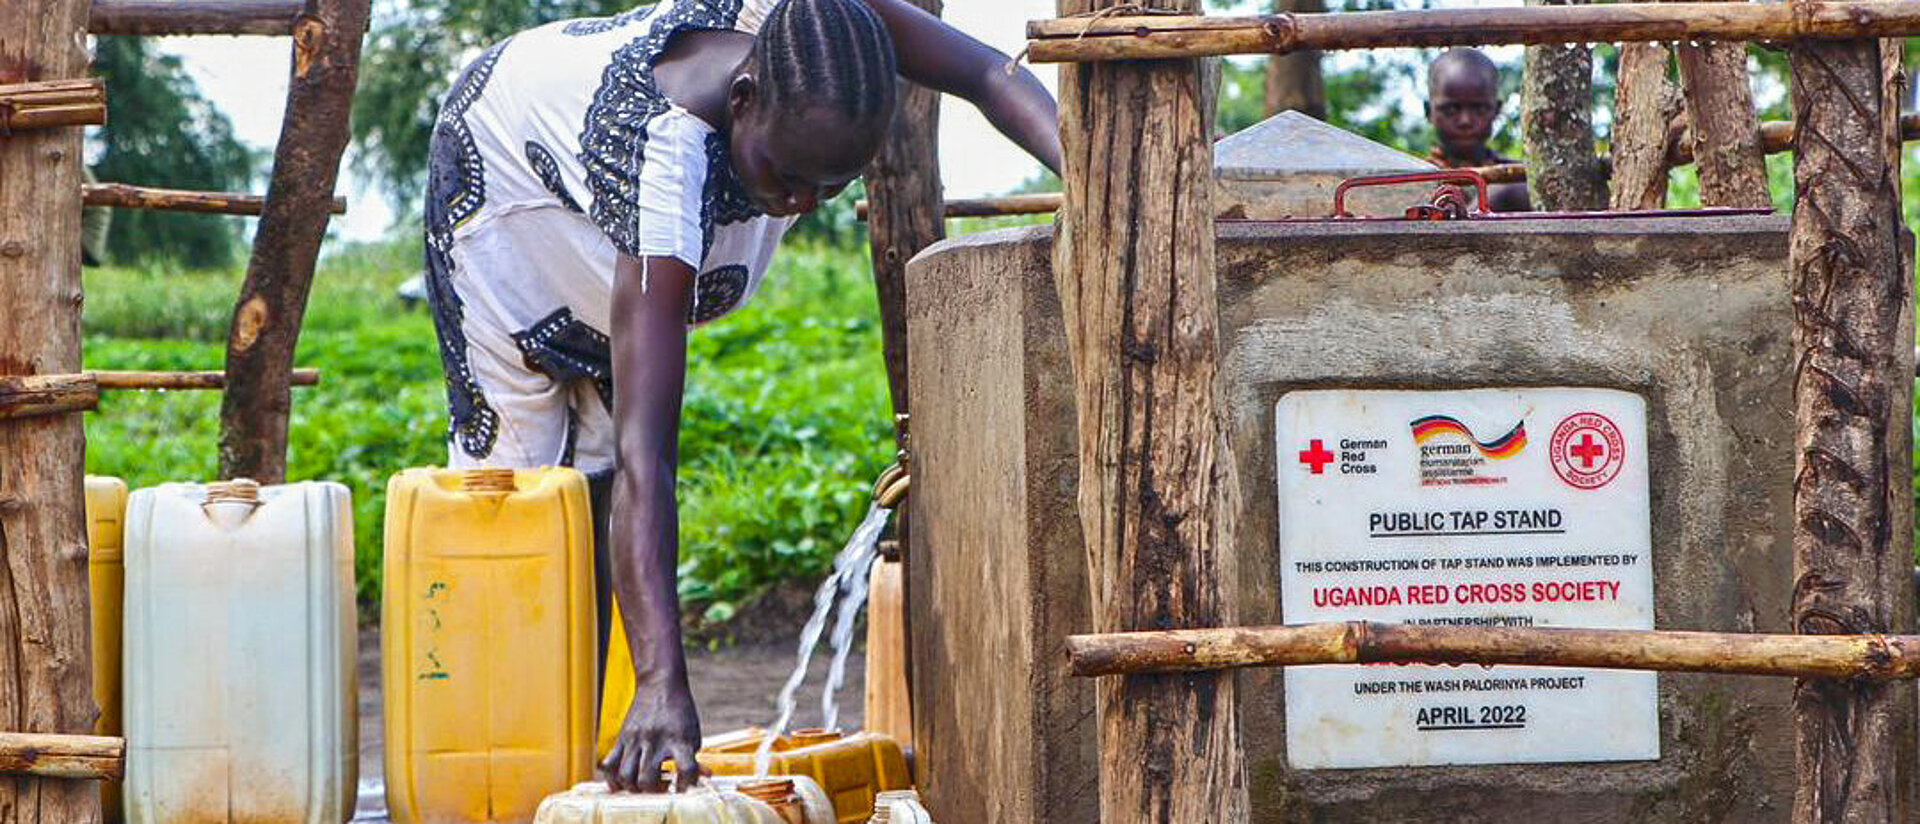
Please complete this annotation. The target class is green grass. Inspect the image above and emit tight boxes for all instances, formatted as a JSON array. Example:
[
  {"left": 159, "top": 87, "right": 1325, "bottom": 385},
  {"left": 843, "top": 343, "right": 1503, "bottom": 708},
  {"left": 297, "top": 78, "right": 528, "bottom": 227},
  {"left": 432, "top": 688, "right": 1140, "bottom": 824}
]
[{"left": 83, "top": 236, "right": 892, "bottom": 618}]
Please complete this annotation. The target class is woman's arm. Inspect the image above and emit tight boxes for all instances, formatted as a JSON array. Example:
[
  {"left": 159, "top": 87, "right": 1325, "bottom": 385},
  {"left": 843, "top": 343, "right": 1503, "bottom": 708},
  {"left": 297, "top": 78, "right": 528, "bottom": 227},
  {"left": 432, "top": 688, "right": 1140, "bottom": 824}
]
[
  {"left": 601, "top": 253, "right": 703, "bottom": 793},
  {"left": 858, "top": 0, "right": 1062, "bottom": 175}
]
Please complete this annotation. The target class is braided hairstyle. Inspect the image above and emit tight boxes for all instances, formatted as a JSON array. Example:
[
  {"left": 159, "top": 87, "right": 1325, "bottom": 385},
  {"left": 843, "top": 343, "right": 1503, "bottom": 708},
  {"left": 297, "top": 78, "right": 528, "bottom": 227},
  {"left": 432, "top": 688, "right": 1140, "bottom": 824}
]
[{"left": 749, "top": 0, "right": 898, "bottom": 131}]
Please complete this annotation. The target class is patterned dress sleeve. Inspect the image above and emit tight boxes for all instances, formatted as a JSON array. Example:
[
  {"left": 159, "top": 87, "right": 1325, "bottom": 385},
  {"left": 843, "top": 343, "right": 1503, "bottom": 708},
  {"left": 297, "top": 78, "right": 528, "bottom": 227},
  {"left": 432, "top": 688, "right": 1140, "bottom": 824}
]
[{"left": 620, "top": 108, "right": 711, "bottom": 270}]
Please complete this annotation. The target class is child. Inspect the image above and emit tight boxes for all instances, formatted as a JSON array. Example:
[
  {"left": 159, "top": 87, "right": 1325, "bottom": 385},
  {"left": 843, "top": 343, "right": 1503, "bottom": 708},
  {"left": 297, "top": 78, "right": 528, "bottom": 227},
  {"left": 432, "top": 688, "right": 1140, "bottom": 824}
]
[
  {"left": 422, "top": 0, "right": 1060, "bottom": 793},
  {"left": 1424, "top": 47, "right": 1529, "bottom": 212}
]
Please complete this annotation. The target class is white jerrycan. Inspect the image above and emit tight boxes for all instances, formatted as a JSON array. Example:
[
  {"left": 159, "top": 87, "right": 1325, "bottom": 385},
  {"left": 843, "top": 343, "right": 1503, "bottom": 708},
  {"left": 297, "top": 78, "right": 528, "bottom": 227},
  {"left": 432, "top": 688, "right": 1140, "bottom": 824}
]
[{"left": 123, "top": 479, "right": 358, "bottom": 823}]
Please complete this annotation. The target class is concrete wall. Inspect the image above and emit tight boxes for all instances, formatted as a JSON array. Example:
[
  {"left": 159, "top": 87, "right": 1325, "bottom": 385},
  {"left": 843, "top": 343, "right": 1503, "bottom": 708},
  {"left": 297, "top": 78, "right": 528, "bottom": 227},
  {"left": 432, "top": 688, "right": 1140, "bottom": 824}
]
[{"left": 906, "top": 215, "right": 1796, "bottom": 822}]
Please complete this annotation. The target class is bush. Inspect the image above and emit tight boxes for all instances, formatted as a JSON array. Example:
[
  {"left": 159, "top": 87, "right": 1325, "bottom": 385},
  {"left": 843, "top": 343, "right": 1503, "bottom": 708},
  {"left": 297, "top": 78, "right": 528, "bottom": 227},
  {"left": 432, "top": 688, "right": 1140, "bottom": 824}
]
[{"left": 84, "top": 236, "right": 893, "bottom": 618}]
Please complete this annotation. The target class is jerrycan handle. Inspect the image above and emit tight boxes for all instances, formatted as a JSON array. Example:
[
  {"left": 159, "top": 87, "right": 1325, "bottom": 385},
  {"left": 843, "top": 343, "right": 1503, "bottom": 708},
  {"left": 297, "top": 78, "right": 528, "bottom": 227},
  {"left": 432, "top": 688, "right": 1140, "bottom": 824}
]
[
  {"left": 461, "top": 468, "right": 518, "bottom": 494},
  {"left": 1332, "top": 170, "right": 1491, "bottom": 219}
]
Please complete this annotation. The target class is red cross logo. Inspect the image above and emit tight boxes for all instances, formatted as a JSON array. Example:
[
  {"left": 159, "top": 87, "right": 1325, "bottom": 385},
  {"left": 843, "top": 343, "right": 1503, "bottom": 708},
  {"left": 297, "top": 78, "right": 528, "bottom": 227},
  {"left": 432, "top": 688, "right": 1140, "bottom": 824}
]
[
  {"left": 1549, "top": 412, "right": 1626, "bottom": 490},
  {"left": 1299, "top": 439, "right": 1335, "bottom": 474},
  {"left": 1569, "top": 433, "right": 1605, "bottom": 468}
]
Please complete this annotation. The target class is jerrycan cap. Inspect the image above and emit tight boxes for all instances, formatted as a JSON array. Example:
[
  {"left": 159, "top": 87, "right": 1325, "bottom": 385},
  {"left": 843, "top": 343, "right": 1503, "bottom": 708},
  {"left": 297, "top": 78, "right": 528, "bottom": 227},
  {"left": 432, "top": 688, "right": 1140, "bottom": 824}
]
[
  {"left": 202, "top": 478, "right": 262, "bottom": 529},
  {"left": 204, "top": 478, "right": 261, "bottom": 504},
  {"left": 461, "top": 468, "right": 518, "bottom": 494},
  {"left": 732, "top": 779, "right": 804, "bottom": 824}
]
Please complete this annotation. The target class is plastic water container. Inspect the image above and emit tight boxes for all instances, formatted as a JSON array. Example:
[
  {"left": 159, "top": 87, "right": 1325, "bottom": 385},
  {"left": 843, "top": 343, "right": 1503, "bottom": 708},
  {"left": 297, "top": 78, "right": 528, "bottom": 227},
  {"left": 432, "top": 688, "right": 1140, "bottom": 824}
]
[
  {"left": 84, "top": 476, "right": 128, "bottom": 821},
  {"left": 868, "top": 791, "right": 934, "bottom": 824},
  {"left": 701, "top": 730, "right": 911, "bottom": 823},
  {"left": 534, "top": 777, "right": 833, "bottom": 824},
  {"left": 383, "top": 467, "right": 597, "bottom": 823},
  {"left": 122, "top": 479, "right": 357, "bottom": 823},
  {"left": 597, "top": 600, "right": 637, "bottom": 760}
]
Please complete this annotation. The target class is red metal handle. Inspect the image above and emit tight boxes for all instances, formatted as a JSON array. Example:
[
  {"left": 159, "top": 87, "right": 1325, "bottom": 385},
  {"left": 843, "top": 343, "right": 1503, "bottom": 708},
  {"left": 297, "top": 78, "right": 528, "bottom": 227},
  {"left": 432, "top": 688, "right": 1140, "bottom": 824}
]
[{"left": 1332, "top": 170, "right": 1492, "bottom": 218}]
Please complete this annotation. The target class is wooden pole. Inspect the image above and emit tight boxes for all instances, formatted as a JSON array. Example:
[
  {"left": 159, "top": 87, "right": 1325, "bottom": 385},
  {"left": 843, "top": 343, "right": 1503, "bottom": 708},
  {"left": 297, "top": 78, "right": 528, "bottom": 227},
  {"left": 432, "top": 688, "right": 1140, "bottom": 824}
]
[
  {"left": 218, "top": 0, "right": 368, "bottom": 483},
  {"left": 0, "top": 734, "right": 123, "bottom": 781},
  {"left": 1787, "top": 30, "right": 1916, "bottom": 823},
  {"left": 1025, "top": 2, "right": 1920, "bottom": 62},
  {"left": 1674, "top": 0, "right": 1770, "bottom": 207},
  {"left": 94, "top": 368, "right": 319, "bottom": 390},
  {"left": 863, "top": 0, "right": 944, "bottom": 434},
  {"left": 0, "top": 376, "right": 99, "bottom": 422},
  {"left": 1521, "top": 0, "right": 1608, "bottom": 210},
  {"left": 0, "top": 80, "right": 106, "bottom": 133},
  {"left": 1608, "top": 42, "right": 1682, "bottom": 210},
  {"left": 1055, "top": 0, "right": 1244, "bottom": 819},
  {"left": 1264, "top": 0, "right": 1327, "bottom": 119},
  {"left": 0, "top": 0, "right": 102, "bottom": 819},
  {"left": 87, "top": 0, "right": 305, "bottom": 36},
  {"left": 1066, "top": 623, "right": 1920, "bottom": 679},
  {"left": 860, "top": 0, "right": 942, "bottom": 762},
  {"left": 82, "top": 184, "right": 345, "bottom": 217}
]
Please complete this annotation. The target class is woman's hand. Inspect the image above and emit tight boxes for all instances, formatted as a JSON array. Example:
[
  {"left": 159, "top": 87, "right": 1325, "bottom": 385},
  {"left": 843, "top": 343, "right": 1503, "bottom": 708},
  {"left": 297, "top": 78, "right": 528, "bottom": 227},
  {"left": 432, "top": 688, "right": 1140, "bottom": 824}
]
[{"left": 601, "top": 674, "right": 704, "bottom": 792}]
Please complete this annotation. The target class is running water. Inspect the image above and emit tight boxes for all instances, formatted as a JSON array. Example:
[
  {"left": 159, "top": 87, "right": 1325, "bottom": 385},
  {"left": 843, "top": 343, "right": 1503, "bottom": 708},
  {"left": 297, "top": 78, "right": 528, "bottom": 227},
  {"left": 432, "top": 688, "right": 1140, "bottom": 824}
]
[{"left": 755, "top": 503, "right": 891, "bottom": 776}]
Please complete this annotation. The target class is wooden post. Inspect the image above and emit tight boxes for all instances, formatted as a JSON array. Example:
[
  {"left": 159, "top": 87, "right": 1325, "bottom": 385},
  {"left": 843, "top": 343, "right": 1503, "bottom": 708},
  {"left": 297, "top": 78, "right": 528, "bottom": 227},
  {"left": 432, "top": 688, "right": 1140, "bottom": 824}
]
[
  {"left": 863, "top": 0, "right": 944, "bottom": 431},
  {"left": 1521, "top": 0, "right": 1607, "bottom": 209},
  {"left": 1608, "top": 41, "right": 1681, "bottom": 210},
  {"left": 1787, "top": 32, "right": 1916, "bottom": 823},
  {"left": 1264, "top": 0, "right": 1326, "bottom": 119},
  {"left": 1054, "top": 0, "right": 1244, "bottom": 820},
  {"left": 217, "top": 0, "right": 368, "bottom": 483},
  {"left": 1674, "top": 1, "right": 1769, "bottom": 208},
  {"left": 0, "top": 0, "right": 103, "bottom": 820}
]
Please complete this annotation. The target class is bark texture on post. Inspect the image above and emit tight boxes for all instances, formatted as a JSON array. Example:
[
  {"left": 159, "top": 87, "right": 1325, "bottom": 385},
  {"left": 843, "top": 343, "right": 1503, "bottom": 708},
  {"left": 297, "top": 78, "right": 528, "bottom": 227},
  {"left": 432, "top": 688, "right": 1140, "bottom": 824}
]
[
  {"left": 1520, "top": 0, "right": 1606, "bottom": 209},
  {"left": 863, "top": 0, "right": 943, "bottom": 431},
  {"left": 861, "top": 0, "right": 941, "bottom": 752},
  {"left": 0, "top": 0, "right": 103, "bottom": 819},
  {"left": 218, "top": 0, "right": 369, "bottom": 482},
  {"left": 1675, "top": 16, "right": 1768, "bottom": 208},
  {"left": 1264, "top": 0, "right": 1326, "bottom": 119},
  {"left": 1054, "top": 0, "right": 1244, "bottom": 819},
  {"left": 1788, "top": 36, "right": 1916, "bottom": 824},
  {"left": 1608, "top": 42, "right": 1681, "bottom": 210}
]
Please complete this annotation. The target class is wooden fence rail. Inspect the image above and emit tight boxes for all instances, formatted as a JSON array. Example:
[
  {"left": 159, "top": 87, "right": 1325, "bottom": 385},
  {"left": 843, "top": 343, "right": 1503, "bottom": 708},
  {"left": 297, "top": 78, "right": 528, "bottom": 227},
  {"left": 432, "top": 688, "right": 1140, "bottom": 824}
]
[
  {"left": 1027, "top": 1, "right": 1920, "bottom": 62},
  {"left": 83, "top": 183, "right": 345, "bottom": 217},
  {"left": 1067, "top": 622, "right": 1920, "bottom": 680}
]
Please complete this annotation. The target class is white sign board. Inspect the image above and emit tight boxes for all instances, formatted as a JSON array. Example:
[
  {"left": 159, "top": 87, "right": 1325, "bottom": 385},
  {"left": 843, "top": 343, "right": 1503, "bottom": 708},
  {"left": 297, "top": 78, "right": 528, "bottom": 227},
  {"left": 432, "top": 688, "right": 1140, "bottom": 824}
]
[{"left": 1277, "top": 388, "right": 1658, "bottom": 770}]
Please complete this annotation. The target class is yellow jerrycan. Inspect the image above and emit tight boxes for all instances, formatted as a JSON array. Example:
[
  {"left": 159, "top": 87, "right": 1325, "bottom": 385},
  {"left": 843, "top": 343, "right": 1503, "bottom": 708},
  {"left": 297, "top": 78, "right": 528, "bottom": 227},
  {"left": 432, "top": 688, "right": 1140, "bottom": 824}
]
[
  {"left": 533, "top": 777, "right": 834, "bottom": 824},
  {"left": 383, "top": 467, "right": 597, "bottom": 823},
  {"left": 701, "top": 730, "right": 911, "bottom": 823},
  {"left": 122, "top": 479, "right": 358, "bottom": 823},
  {"left": 598, "top": 602, "right": 638, "bottom": 759},
  {"left": 84, "top": 476, "right": 128, "bottom": 822}
]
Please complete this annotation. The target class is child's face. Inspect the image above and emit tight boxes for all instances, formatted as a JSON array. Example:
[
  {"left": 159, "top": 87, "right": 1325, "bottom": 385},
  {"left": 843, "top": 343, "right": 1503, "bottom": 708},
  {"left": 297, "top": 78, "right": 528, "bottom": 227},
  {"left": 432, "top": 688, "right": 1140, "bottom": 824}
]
[
  {"left": 729, "top": 103, "right": 878, "bottom": 217},
  {"left": 1427, "top": 69, "right": 1499, "bottom": 157}
]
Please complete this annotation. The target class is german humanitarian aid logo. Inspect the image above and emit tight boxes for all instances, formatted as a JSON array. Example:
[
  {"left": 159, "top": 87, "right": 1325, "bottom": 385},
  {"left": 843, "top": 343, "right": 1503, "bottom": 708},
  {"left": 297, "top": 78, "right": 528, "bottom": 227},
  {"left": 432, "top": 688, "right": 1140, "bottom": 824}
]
[
  {"left": 1409, "top": 414, "right": 1527, "bottom": 459},
  {"left": 1409, "top": 414, "right": 1526, "bottom": 486},
  {"left": 1549, "top": 411, "right": 1625, "bottom": 490}
]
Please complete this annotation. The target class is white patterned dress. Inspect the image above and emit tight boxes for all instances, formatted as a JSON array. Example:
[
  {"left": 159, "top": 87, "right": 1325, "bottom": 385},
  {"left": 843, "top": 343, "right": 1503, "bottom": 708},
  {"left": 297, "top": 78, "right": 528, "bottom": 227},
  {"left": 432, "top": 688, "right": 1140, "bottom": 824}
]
[{"left": 425, "top": 0, "right": 795, "bottom": 476}]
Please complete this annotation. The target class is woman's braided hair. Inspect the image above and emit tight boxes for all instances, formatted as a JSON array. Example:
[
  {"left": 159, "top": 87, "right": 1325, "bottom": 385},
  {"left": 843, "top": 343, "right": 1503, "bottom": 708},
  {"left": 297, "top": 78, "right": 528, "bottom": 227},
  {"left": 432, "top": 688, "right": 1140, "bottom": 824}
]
[{"left": 750, "top": 0, "right": 898, "bottom": 128}]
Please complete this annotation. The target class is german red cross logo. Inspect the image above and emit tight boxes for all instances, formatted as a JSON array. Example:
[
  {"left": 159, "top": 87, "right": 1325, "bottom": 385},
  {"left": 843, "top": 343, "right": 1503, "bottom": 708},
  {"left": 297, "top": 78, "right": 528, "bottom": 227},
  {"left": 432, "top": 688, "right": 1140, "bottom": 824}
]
[
  {"left": 1298, "top": 439, "right": 1335, "bottom": 474},
  {"left": 1549, "top": 412, "right": 1625, "bottom": 490}
]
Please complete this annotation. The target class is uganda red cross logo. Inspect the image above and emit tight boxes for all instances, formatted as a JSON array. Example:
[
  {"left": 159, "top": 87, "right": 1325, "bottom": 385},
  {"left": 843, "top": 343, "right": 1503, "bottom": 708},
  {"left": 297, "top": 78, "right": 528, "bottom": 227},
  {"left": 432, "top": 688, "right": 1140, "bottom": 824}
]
[
  {"left": 1298, "top": 439, "right": 1335, "bottom": 474},
  {"left": 1549, "top": 412, "right": 1625, "bottom": 490}
]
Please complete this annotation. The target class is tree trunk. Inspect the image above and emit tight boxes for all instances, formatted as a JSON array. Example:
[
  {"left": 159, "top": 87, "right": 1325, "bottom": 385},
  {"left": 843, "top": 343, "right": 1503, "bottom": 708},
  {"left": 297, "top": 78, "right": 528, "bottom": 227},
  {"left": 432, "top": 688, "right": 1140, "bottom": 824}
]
[
  {"left": 1787, "top": 36, "right": 1916, "bottom": 824},
  {"left": 1521, "top": 0, "right": 1607, "bottom": 210},
  {"left": 218, "top": 0, "right": 370, "bottom": 483},
  {"left": 1608, "top": 41, "right": 1681, "bottom": 210},
  {"left": 0, "top": 0, "right": 103, "bottom": 820},
  {"left": 861, "top": 0, "right": 942, "bottom": 753},
  {"left": 1264, "top": 0, "right": 1326, "bottom": 120},
  {"left": 1054, "top": 0, "right": 1244, "bottom": 820},
  {"left": 1675, "top": 10, "right": 1768, "bottom": 208}
]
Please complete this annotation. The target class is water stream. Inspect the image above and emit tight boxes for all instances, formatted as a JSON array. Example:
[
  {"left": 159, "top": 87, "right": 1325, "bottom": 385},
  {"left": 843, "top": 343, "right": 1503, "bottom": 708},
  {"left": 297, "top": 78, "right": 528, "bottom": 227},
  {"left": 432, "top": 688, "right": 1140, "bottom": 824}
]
[{"left": 755, "top": 503, "right": 891, "bottom": 776}]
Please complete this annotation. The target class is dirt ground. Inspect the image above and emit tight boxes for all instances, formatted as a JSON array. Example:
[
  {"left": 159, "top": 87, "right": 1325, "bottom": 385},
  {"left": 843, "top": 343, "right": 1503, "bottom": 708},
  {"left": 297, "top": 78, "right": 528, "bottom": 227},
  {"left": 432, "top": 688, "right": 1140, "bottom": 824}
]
[{"left": 352, "top": 623, "right": 865, "bottom": 820}]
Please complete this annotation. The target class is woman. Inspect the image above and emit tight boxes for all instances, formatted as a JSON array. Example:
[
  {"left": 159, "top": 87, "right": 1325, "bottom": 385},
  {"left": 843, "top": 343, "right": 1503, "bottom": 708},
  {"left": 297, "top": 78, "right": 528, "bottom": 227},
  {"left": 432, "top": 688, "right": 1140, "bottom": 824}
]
[{"left": 423, "top": 0, "right": 1060, "bottom": 793}]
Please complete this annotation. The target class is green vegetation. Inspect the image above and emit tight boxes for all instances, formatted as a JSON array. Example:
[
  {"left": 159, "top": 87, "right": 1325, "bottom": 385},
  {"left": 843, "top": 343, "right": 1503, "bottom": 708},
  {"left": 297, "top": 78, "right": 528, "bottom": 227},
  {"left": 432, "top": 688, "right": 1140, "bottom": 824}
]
[
  {"left": 91, "top": 37, "right": 258, "bottom": 269},
  {"left": 83, "top": 236, "right": 891, "bottom": 619}
]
